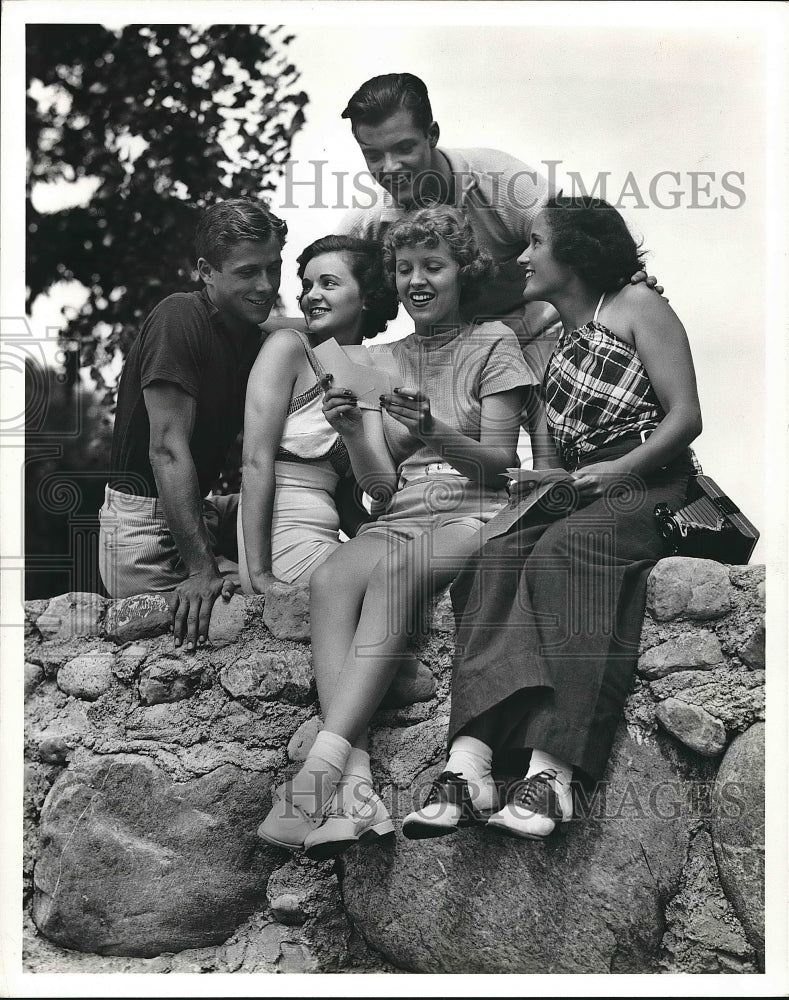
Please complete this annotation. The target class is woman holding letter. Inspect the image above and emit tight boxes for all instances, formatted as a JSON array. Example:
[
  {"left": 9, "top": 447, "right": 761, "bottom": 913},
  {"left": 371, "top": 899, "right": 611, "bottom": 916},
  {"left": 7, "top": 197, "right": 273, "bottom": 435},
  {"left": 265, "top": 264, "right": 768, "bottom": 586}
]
[
  {"left": 238, "top": 235, "right": 397, "bottom": 592},
  {"left": 257, "top": 206, "right": 543, "bottom": 858},
  {"left": 403, "top": 196, "right": 703, "bottom": 841}
]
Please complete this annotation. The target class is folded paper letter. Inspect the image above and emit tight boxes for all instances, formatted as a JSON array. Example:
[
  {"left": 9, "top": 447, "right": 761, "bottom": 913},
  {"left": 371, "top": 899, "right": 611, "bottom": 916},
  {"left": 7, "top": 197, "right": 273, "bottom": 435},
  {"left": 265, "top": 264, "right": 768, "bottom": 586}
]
[{"left": 313, "top": 339, "right": 398, "bottom": 409}]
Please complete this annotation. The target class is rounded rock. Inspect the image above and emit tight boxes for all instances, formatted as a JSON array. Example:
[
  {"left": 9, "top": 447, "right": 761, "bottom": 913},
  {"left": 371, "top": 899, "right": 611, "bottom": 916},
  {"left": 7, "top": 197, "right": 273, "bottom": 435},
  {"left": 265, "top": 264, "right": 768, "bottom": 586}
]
[
  {"left": 344, "top": 722, "right": 693, "bottom": 973},
  {"left": 262, "top": 583, "right": 311, "bottom": 641},
  {"left": 220, "top": 648, "right": 313, "bottom": 704},
  {"left": 36, "top": 593, "right": 107, "bottom": 641},
  {"left": 638, "top": 630, "right": 724, "bottom": 679},
  {"left": 711, "top": 722, "right": 765, "bottom": 968},
  {"left": 32, "top": 754, "right": 280, "bottom": 956},
  {"left": 138, "top": 657, "right": 203, "bottom": 705},
  {"left": 104, "top": 594, "right": 171, "bottom": 644},
  {"left": 654, "top": 697, "right": 727, "bottom": 756},
  {"left": 57, "top": 652, "right": 116, "bottom": 701},
  {"left": 208, "top": 594, "right": 246, "bottom": 647},
  {"left": 646, "top": 558, "right": 732, "bottom": 622},
  {"left": 38, "top": 735, "right": 71, "bottom": 765}
]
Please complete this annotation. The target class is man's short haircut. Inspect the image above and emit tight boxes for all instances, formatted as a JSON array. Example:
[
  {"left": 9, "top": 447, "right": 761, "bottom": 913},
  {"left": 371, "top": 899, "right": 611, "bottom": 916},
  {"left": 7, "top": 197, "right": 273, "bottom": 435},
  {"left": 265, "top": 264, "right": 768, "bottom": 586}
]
[
  {"left": 341, "top": 73, "right": 433, "bottom": 135},
  {"left": 194, "top": 198, "right": 288, "bottom": 269}
]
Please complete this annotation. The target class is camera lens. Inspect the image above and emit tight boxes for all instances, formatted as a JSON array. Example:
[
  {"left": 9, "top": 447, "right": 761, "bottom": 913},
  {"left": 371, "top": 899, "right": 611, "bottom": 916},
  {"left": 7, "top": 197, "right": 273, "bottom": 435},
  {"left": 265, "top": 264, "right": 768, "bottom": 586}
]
[{"left": 653, "top": 504, "right": 679, "bottom": 546}]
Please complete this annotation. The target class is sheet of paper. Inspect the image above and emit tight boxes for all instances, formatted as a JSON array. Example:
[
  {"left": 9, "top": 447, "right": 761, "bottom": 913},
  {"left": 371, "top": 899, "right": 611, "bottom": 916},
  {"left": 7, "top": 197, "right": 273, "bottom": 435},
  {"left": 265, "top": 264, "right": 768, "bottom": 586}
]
[
  {"left": 481, "top": 468, "right": 576, "bottom": 542},
  {"left": 312, "top": 339, "right": 396, "bottom": 409},
  {"left": 505, "top": 467, "right": 574, "bottom": 487}
]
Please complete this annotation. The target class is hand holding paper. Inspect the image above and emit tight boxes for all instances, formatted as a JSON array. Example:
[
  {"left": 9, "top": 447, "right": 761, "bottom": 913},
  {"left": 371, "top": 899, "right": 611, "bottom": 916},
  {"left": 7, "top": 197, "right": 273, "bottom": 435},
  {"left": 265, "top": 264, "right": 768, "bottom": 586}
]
[
  {"left": 505, "top": 467, "right": 574, "bottom": 488},
  {"left": 313, "top": 339, "right": 397, "bottom": 409}
]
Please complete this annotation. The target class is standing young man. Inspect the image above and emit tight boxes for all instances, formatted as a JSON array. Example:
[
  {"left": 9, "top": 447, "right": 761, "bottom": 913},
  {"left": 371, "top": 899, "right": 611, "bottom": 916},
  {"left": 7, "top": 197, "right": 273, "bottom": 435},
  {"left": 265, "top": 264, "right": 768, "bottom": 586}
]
[
  {"left": 99, "top": 199, "right": 286, "bottom": 650},
  {"left": 335, "top": 72, "right": 561, "bottom": 374}
]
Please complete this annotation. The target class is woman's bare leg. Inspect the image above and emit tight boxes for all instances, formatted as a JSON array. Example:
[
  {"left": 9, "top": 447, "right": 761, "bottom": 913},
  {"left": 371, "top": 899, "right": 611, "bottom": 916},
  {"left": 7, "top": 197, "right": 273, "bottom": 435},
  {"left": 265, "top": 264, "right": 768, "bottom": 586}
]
[
  {"left": 309, "top": 532, "right": 394, "bottom": 724},
  {"left": 321, "top": 524, "right": 481, "bottom": 743},
  {"left": 260, "top": 523, "right": 482, "bottom": 848}
]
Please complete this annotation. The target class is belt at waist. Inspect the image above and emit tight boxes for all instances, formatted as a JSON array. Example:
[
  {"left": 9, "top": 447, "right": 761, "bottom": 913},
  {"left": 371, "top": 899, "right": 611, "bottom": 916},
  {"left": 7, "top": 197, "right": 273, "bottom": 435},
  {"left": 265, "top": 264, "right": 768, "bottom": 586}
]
[
  {"left": 569, "top": 433, "right": 696, "bottom": 477},
  {"left": 562, "top": 429, "right": 653, "bottom": 472},
  {"left": 397, "top": 462, "right": 462, "bottom": 490}
]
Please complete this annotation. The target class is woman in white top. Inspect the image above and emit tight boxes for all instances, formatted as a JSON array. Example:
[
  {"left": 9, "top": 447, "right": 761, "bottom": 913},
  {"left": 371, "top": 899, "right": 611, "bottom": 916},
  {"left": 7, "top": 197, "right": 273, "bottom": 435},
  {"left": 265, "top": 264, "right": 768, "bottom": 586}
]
[{"left": 238, "top": 235, "right": 397, "bottom": 592}]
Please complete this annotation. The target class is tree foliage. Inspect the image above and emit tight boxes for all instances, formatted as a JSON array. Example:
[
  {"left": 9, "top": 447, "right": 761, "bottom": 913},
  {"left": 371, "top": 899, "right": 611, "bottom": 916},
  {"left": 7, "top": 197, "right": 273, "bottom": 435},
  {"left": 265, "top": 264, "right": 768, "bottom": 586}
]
[{"left": 26, "top": 23, "right": 308, "bottom": 399}]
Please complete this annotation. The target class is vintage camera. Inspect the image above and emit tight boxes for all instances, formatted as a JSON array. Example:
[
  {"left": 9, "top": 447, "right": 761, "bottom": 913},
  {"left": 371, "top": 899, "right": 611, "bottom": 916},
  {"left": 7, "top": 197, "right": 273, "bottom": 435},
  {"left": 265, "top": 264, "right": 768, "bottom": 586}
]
[{"left": 654, "top": 475, "right": 759, "bottom": 565}]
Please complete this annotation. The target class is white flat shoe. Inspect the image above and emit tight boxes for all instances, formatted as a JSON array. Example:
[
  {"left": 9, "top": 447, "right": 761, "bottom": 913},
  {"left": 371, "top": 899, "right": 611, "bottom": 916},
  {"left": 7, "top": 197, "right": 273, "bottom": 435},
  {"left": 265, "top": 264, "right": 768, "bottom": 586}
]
[
  {"left": 257, "top": 780, "right": 329, "bottom": 852},
  {"left": 303, "top": 783, "right": 394, "bottom": 860}
]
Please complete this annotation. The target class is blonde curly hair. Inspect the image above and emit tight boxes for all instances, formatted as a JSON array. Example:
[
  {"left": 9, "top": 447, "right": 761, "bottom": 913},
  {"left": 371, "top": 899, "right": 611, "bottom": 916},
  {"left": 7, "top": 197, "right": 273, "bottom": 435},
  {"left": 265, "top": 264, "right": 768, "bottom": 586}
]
[{"left": 382, "top": 206, "right": 495, "bottom": 302}]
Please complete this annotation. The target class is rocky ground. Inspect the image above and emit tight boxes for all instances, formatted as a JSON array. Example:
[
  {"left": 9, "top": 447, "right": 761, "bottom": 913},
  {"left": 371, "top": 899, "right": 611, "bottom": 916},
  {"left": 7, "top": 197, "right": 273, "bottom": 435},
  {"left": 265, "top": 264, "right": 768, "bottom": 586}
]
[{"left": 22, "top": 558, "right": 765, "bottom": 974}]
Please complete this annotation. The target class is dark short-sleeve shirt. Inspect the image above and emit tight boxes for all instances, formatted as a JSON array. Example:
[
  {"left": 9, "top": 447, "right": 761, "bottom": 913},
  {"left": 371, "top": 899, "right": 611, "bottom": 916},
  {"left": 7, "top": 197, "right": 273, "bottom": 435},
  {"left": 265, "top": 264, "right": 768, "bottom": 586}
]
[{"left": 110, "top": 288, "right": 263, "bottom": 497}]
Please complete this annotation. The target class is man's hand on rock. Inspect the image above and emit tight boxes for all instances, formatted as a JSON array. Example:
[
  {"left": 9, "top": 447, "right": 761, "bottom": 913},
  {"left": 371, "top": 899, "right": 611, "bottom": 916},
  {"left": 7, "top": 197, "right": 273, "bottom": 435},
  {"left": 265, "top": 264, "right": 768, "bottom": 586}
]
[{"left": 168, "top": 569, "right": 234, "bottom": 651}]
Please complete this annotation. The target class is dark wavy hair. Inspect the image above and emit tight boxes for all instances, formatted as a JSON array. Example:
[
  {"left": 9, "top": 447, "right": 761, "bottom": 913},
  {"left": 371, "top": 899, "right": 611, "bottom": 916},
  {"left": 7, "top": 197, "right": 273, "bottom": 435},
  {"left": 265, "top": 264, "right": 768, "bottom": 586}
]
[
  {"left": 542, "top": 196, "right": 646, "bottom": 293},
  {"left": 194, "top": 198, "right": 287, "bottom": 269},
  {"left": 341, "top": 72, "right": 433, "bottom": 135},
  {"left": 382, "top": 206, "right": 495, "bottom": 304},
  {"left": 296, "top": 235, "right": 399, "bottom": 339}
]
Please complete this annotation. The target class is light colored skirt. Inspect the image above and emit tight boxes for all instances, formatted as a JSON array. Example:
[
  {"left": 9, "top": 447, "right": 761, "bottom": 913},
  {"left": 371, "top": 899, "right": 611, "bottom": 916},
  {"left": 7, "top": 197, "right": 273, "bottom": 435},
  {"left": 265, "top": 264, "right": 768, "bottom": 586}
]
[
  {"left": 238, "top": 461, "right": 341, "bottom": 590},
  {"left": 355, "top": 475, "right": 508, "bottom": 544}
]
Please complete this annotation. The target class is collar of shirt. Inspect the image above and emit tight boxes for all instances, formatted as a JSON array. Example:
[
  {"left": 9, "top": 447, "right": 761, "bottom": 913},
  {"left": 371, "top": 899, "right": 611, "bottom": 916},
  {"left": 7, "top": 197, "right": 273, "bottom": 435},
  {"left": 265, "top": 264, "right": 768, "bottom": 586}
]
[
  {"left": 377, "top": 147, "right": 478, "bottom": 223},
  {"left": 197, "top": 286, "right": 263, "bottom": 350}
]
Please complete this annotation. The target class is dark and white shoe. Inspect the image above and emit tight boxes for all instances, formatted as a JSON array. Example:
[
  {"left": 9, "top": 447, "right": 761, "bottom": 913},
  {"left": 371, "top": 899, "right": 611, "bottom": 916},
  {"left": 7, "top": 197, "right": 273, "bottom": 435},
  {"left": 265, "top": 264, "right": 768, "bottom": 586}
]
[
  {"left": 402, "top": 771, "right": 498, "bottom": 840},
  {"left": 486, "top": 769, "right": 573, "bottom": 840}
]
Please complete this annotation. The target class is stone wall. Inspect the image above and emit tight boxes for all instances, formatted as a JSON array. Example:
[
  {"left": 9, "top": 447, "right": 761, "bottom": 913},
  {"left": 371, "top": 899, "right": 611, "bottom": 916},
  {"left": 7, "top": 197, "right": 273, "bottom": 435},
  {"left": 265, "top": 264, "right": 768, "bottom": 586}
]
[{"left": 23, "top": 557, "right": 765, "bottom": 974}]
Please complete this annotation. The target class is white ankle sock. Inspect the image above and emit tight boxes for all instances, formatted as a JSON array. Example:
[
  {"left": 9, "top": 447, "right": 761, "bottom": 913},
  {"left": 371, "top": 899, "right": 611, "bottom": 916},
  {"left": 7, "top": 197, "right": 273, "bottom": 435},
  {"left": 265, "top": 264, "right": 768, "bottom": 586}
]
[
  {"left": 445, "top": 736, "right": 497, "bottom": 810},
  {"left": 527, "top": 748, "right": 572, "bottom": 787},
  {"left": 306, "top": 730, "right": 352, "bottom": 778},
  {"left": 344, "top": 747, "right": 373, "bottom": 784}
]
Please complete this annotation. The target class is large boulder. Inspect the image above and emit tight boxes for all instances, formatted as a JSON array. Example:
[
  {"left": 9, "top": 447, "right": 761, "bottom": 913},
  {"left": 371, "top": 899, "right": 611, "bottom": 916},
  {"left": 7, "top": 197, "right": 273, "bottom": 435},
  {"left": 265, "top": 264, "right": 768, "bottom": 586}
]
[
  {"left": 32, "top": 753, "right": 279, "bottom": 956},
  {"left": 711, "top": 722, "right": 765, "bottom": 968},
  {"left": 341, "top": 723, "right": 695, "bottom": 973}
]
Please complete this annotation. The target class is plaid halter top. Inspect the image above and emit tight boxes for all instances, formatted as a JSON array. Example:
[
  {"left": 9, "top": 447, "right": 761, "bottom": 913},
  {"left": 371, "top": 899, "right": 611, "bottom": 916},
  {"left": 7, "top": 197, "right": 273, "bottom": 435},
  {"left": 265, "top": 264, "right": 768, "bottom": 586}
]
[{"left": 543, "top": 293, "right": 701, "bottom": 472}]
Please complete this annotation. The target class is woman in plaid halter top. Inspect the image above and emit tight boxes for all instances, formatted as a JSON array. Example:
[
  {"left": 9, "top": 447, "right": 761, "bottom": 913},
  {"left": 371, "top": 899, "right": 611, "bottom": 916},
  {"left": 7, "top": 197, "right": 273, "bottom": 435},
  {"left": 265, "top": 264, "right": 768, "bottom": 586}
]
[
  {"left": 543, "top": 283, "right": 702, "bottom": 475},
  {"left": 403, "top": 196, "right": 703, "bottom": 842}
]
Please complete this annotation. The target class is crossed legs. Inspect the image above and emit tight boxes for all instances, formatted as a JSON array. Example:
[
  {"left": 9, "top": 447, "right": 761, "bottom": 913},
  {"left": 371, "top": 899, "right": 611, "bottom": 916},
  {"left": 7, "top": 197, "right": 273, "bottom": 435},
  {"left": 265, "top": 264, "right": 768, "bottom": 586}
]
[{"left": 257, "top": 521, "right": 482, "bottom": 851}]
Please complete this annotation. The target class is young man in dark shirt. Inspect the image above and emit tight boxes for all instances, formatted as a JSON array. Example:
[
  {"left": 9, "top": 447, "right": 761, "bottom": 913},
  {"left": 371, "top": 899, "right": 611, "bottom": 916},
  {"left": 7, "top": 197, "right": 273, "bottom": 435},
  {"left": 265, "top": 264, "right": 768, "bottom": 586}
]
[{"left": 100, "top": 199, "right": 286, "bottom": 650}]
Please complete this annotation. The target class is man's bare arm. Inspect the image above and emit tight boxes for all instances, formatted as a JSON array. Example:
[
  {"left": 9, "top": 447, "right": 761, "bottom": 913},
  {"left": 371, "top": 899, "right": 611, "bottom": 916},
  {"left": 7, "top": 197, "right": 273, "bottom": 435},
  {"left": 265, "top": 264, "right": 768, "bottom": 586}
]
[{"left": 144, "top": 381, "right": 233, "bottom": 650}]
